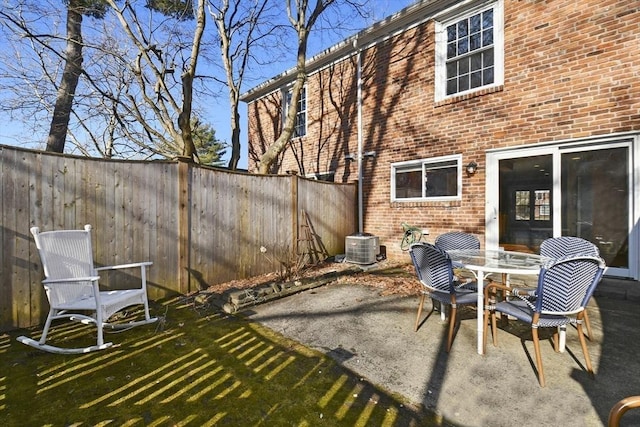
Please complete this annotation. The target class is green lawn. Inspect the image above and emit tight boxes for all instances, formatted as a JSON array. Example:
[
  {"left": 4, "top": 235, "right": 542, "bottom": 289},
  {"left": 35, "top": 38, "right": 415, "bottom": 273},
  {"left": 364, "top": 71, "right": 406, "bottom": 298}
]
[{"left": 1, "top": 295, "right": 451, "bottom": 426}]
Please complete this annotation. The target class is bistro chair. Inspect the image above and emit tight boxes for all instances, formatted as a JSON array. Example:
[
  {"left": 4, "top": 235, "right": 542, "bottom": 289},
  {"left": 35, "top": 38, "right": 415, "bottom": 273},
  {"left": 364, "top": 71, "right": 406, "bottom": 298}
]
[
  {"left": 409, "top": 242, "right": 478, "bottom": 352},
  {"left": 540, "top": 236, "right": 601, "bottom": 339},
  {"left": 435, "top": 231, "right": 481, "bottom": 292},
  {"left": 434, "top": 231, "right": 480, "bottom": 251},
  {"left": 608, "top": 395, "right": 640, "bottom": 427},
  {"left": 483, "top": 254, "right": 605, "bottom": 387},
  {"left": 17, "top": 225, "right": 157, "bottom": 354}
]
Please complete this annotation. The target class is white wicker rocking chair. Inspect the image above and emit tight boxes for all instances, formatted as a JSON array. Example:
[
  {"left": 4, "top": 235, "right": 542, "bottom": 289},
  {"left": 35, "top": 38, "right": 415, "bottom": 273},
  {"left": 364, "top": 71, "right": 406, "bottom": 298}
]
[{"left": 17, "top": 225, "right": 157, "bottom": 354}]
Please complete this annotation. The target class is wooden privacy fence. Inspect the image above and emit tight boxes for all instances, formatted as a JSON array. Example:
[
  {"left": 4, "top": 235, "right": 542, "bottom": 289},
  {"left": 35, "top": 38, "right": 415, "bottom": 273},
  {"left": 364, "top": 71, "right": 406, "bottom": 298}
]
[{"left": 0, "top": 145, "right": 357, "bottom": 332}]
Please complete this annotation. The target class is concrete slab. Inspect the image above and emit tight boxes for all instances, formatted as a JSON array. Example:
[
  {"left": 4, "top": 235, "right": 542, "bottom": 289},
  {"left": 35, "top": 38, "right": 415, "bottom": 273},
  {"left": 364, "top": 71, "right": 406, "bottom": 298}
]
[{"left": 246, "top": 281, "right": 640, "bottom": 426}]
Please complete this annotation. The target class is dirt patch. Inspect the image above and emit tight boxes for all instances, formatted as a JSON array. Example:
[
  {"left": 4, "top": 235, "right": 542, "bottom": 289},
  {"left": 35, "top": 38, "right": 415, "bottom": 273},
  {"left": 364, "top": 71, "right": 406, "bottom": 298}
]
[{"left": 203, "top": 259, "right": 421, "bottom": 299}]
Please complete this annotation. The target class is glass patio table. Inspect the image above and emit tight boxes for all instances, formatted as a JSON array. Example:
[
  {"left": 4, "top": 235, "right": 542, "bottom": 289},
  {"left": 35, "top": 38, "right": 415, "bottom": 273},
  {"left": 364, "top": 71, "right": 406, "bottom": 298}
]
[{"left": 447, "top": 249, "right": 551, "bottom": 355}]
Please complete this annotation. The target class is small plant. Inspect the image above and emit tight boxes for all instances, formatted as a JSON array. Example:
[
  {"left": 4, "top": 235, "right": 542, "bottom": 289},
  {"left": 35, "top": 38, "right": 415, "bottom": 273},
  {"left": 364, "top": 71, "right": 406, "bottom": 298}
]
[{"left": 260, "top": 245, "right": 308, "bottom": 282}]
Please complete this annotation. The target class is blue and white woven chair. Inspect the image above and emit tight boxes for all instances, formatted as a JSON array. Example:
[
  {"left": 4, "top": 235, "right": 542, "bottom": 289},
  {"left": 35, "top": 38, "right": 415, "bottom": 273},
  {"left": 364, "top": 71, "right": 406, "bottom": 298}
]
[
  {"left": 409, "top": 242, "right": 478, "bottom": 352},
  {"left": 434, "top": 231, "right": 481, "bottom": 291},
  {"left": 483, "top": 255, "right": 605, "bottom": 387},
  {"left": 540, "top": 236, "right": 600, "bottom": 339},
  {"left": 540, "top": 236, "right": 600, "bottom": 259},
  {"left": 434, "top": 231, "right": 480, "bottom": 252}
]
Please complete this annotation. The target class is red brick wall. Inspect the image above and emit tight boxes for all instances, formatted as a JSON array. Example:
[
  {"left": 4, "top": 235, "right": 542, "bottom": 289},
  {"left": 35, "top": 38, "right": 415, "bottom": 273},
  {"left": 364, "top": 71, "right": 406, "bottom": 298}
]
[{"left": 246, "top": 0, "right": 640, "bottom": 261}]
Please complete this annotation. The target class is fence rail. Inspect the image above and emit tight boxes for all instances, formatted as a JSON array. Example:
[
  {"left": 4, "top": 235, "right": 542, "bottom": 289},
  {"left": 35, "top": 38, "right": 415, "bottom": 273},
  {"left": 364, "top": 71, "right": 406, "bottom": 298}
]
[{"left": 0, "top": 145, "right": 357, "bottom": 332}]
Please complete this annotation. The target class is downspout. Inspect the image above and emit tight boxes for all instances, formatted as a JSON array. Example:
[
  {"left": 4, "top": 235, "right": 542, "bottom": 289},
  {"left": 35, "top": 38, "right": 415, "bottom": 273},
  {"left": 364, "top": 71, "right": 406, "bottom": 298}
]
[{"left": 355, "top": 38, "right": 364, "bottom": 233}]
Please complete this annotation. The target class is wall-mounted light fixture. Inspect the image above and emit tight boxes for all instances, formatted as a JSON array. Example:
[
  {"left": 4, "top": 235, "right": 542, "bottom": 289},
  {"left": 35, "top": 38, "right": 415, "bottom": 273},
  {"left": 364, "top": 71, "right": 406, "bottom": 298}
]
[{"left": 466, "top": 161, "right": 478, "bottom": 176}]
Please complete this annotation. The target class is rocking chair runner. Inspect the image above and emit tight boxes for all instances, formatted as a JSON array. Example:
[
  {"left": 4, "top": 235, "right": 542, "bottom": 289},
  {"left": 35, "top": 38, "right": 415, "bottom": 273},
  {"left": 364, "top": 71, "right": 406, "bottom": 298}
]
[{"left": 17, "top": 225, "right": 157, "bottom": 354}]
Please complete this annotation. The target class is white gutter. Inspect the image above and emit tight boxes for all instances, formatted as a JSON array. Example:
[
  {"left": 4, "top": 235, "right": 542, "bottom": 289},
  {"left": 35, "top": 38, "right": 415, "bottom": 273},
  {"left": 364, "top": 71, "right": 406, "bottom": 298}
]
[{"left": 355, "top": 39, "right": 364, "bottom": 233}]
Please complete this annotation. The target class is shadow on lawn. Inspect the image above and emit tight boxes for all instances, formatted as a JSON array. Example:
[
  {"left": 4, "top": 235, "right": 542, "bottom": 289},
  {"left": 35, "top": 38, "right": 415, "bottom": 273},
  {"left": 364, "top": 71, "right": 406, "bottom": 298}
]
[{"left": 1, "top": 296, "right": 455, "bottom": 426}]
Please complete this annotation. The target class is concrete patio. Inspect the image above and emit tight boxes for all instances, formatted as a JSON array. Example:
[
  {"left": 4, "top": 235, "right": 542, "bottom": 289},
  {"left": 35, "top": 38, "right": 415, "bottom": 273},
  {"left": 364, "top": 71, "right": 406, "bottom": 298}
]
[{"left": 246, "top": 275, "right": 640, "bottom": 426}]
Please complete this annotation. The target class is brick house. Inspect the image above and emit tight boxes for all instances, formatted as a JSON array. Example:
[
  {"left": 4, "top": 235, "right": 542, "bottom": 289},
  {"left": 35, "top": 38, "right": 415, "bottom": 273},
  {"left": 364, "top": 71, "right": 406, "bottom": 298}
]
[{"left": 240, "top": 0, "right": 640, "bottom": 280}]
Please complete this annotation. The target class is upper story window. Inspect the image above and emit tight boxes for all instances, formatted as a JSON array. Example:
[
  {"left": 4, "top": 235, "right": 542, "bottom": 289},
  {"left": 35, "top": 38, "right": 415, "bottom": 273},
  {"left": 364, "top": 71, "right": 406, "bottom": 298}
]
[
  {"left": 434, "top": 0, "right": 504, "bottom": 101},
  {"left": 391, "top": 155, "right": 462, "bottom": 202},
  {"left": 284, "top": 86, "right": 307, "bottom": 138}
]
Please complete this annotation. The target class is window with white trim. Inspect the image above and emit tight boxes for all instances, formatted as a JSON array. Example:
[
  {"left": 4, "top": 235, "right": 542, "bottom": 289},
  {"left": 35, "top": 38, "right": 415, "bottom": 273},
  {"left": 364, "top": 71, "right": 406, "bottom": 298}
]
[
  {"left": 391, "top": 155, "right": 462, "bottom": 202},
  {"left": 284, "top": 86, "right": 306, "bottom": 137},
  {"left": 434, "top": 0, "right": 503, "bottom": 101}
]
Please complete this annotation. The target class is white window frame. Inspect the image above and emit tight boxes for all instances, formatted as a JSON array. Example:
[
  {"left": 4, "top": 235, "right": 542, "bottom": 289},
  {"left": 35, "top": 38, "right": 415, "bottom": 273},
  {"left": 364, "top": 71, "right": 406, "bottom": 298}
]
[
  {"left": 391, "top": 154, "right": 463, "bottom": 202},
  {"left": 434, "top": 0, "right": 504, "bottom": 102},
  {"left": 283, "top": 85, "right": 307, "bottom": 138}
]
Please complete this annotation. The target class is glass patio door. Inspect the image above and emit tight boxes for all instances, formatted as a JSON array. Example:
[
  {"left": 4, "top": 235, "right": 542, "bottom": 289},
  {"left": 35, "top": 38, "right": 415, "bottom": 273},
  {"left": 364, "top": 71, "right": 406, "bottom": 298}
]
[
  {"left": 560, "top": 146, "right": 629, "bottom": 272},
  {"left": 497, "top": 155, "right": 553, "bottom": 253},
  {"left": 487, "top": 140, "right": 633, "bottom": 278}
]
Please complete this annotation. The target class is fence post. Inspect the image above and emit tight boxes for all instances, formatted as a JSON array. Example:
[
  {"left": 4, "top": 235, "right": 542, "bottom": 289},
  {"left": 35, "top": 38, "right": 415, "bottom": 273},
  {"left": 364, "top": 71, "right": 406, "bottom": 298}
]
[
  {"left": 291, "top": 174, "right": 299, "bottom": 257},
  {"left": 177, "top": 157, "right": 192, "bottom": 294}
]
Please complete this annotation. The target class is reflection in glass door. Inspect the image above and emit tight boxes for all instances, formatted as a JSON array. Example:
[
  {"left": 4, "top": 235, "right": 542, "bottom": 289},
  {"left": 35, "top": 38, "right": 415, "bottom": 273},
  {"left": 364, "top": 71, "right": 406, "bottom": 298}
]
[
  {"left": 561, "top": 147, "right": 628, "bottom": 268},
  {"left": 499, "top": 155, "right": 553, "bottom": 253}
]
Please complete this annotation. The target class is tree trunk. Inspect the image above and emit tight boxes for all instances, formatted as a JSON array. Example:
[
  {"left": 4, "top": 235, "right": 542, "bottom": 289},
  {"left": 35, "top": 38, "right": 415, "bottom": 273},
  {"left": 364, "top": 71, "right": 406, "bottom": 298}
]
[
  {"left": 178, "top": 72, "right": 197, "bottom": 160},
  {"left": 46, "top": 0, "right": 83, "bottom": 153},
  {"left": 256, "top": 0, "right": 330, "bottom": 174},
  {"left": 228, "top": 105, "right": 241, "bottom": 170},
  {"left": 178, "top": 0, "right": 206, "bottom": 162}
]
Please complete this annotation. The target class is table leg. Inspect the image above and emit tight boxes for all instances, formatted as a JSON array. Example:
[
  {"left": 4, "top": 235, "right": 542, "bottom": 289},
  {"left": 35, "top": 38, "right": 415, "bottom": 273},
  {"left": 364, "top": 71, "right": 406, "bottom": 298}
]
[{"left": 477, "top": 270, "right": 485, "bottom": 355}]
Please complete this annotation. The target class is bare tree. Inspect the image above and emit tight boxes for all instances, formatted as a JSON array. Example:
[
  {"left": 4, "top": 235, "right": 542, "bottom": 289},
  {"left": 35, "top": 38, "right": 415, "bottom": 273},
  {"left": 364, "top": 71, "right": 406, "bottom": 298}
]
[
  {"left": 104, "top": 0, "right": 209, "bottom": 161},
  {"left": 1, "top": 0, "right": 371, "bottom": 166},
  {"left": 255, "top": 0, "right": 330, "bottom": 173},
  {"left": 0, "top": 0, "right": 220, "bottom": 161},
  {"left": 209, "top": 0, "right": 271, "bottom": 170},
  {"left": 178, "top": 0, "right": 206, "bottom": 160}
]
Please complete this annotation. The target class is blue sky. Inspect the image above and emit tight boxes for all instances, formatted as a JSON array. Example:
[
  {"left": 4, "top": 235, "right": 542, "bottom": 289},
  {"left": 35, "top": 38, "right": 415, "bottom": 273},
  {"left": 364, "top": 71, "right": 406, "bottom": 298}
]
[{"left": 0, "top": 0, "right": 417, "bottom": 169}]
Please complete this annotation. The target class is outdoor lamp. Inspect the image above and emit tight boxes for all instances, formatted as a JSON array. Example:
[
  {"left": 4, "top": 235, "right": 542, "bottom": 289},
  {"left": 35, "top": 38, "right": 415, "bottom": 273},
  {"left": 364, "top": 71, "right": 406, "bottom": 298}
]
[{"left": 466, "top": 161, "right": 478, "bottom": 176}]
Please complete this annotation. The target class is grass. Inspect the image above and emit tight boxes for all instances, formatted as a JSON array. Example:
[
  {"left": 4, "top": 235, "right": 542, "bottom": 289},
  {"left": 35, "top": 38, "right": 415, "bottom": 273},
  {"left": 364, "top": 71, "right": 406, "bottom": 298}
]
[{"left": 1, "top": 293, "right": 453, "bottom": 426}]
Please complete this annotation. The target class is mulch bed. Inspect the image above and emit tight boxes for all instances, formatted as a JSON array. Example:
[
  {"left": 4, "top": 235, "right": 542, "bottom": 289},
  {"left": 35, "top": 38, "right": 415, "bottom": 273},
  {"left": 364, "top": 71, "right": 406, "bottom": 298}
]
[{"left": 202, "top": 259, "right": 422, "bottom": 306}]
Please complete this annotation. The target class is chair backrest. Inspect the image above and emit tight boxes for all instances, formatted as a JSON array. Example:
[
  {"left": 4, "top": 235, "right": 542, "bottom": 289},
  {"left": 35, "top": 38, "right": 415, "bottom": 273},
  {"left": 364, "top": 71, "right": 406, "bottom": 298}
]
[
  {"left": 540, "top": 236, "right": 599, "bottom": 258},
  {"left": 31, "top": 225, "right": 95, "bottom": 280},
  {"left": 434, "top": 232, "right": 480, "bottom": 251},
  {"left": 535, "top": 255, "right": 605, "bottom": 315},
  {"left": 31, "top": 225, "right": 97, "bottom": 308},
  {"left": 409, "top": 243, "right": 455, "bottom": 293}
]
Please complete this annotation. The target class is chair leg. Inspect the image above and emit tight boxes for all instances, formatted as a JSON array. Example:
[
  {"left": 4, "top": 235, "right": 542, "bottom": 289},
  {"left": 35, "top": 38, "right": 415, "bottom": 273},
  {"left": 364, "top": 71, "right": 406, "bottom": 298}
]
[
  {"left": 532, "top": 327, "right": 545, "bottom": 387},
  {"left": 552, "top": 328, "right": 559, "bottom": 352},
  {"left": 39, "top": 309, "right": 56, "bottom": 345},
  {"left": 492, "top": 274, "right": 509, "bottom": 326},
  {"left": 446, "top": 305, "right": 457, "bottom": 352},
  {"left": 415, "top": 294, "right": 426, "bottom": 332},
  {"left": 583, "top": 309, "right": 593, "bottom": 339},
  {"left": 577, "top": 322, "right": 595, "bottom": 378},
  {"left": 96, "top": 310, "right": 105, "bottom": 347},
  {"left": 491, "top": 310, "right": 498, "bottom": 346},
  {"left": 482, "top": 308, "right": 490, "bottom": 354}
]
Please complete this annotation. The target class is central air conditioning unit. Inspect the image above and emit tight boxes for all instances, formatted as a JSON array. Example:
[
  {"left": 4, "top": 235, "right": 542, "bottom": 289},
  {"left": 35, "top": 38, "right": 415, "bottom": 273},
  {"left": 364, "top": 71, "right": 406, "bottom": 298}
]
[{"left": 345, "top": 233, "right": 379, "bottom": 265}]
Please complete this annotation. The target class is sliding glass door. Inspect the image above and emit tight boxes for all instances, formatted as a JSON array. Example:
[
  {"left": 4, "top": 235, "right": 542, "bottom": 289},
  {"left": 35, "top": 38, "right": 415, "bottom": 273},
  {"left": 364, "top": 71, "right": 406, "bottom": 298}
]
[
  {"left": 560, "top": 146, "right": 628, "bottom": 270},
  {"left": 498, "top": 155, "right": 552, "bottom": 253},
  {"left": 487, "top": 139, "right": 633, "bottom": 277}
]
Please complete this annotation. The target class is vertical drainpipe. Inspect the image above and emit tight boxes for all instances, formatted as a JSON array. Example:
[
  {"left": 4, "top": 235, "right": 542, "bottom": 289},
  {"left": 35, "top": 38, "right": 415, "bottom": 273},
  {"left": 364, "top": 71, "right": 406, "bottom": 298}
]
[{"left": 355, "top": 38, "right": 364, "bottom": 234}]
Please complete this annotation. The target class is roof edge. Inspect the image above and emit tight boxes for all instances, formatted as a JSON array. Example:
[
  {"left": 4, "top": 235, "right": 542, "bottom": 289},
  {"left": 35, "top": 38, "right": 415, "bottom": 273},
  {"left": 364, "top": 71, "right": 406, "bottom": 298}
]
[{"left": 240, "top": 0, "right": 454, "bottom": 103}]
